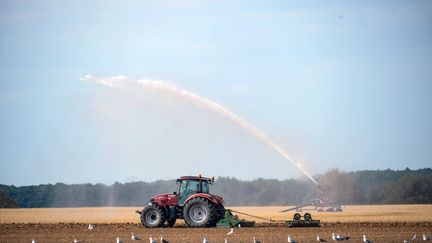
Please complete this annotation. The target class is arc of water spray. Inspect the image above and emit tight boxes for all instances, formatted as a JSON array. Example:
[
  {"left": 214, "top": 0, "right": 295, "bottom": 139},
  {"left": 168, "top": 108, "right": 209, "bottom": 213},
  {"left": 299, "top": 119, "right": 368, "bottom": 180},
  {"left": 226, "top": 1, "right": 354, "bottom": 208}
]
[{"left": 80, "top": 74, "right": 319, "bottom": 185}]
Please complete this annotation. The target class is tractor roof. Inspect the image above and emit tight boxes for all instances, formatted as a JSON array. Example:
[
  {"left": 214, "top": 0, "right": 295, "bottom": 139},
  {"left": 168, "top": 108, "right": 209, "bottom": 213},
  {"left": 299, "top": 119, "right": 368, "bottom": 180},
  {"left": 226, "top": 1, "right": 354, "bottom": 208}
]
[{"left": 178, "top": 175, "right": 213, "bottom": 181}]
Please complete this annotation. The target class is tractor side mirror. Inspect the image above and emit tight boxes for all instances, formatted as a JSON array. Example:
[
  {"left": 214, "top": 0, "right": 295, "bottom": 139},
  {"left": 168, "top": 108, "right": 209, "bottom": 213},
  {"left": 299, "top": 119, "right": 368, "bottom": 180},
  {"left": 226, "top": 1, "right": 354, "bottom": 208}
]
[{"left": 173, "top": 191, "right": 177, "bottom": 195}]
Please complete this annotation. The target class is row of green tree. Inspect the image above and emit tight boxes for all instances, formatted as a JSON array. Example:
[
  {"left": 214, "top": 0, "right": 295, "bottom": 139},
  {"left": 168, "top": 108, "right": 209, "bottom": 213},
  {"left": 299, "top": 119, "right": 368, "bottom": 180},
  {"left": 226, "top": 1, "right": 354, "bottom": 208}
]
[{"left": 0, "top": 168, "right": 431, "bottom": 208}]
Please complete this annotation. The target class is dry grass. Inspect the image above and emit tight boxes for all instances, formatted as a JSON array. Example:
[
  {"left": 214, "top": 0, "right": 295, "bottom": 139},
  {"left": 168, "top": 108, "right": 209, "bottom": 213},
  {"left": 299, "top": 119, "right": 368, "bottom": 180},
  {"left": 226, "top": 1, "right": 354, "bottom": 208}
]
[{"left": 0, "top": 205, "right": 431, "bottom": 224}]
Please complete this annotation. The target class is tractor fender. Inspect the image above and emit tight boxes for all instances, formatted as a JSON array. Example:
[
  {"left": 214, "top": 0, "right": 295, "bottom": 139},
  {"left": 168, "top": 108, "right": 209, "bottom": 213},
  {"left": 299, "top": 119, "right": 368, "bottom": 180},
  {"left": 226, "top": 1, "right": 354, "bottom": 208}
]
[{"left": 184, "top": 193, "right": 224, "bottom": 206}]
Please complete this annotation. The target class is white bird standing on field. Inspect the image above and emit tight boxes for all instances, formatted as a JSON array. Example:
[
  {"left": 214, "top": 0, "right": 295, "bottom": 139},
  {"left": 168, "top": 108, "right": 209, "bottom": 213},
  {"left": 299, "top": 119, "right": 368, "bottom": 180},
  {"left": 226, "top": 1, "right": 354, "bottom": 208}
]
[
  {"left": 226, "top": 228, "right": 234, "bottom": 235},
  {"left": 332, "top": 233, "right": 338, "bottom": 241},
  {"left": 73, "top": 238, "right": 84, "bottom": 243},
  {"left": 332, "top": 233, "right": 350, "bottom": 241},
  {"left": 149, "top": 237, "right": 156, "bottom": 243},
  {"left": 288, "top": 235, "right": 298, "bottom": 243},
  {"left": 253, "top": 236, "right": 261, "bottom": 243},
  {"left": 203, "top": 237, "right": 209, "bottom": 243},
  {"left": 116, "top": 236, "right": 123, "bottom": 243},
  {"left": 363, "top": 235, "right": 372, "bottom": 243},
  {"left": 224, "top": 239, "right": 228, "bottom": 243},
  {"left": 87, "top": 224, "right": 94, "bottom": 230},
  {"left": 131, "top": 232, "right": 141, "bottom": 240},
  {"left": 424, "top": 234, "right": 432, "bottom": 241},
  {"left": 412, "top": 234, "right": 416, "bottom": 241},
  {"left": 31, "top": 239, "right": 38, "bottom": 243},
  {"left": 317, "top": 234, "right": 327, "bottom": 242}
]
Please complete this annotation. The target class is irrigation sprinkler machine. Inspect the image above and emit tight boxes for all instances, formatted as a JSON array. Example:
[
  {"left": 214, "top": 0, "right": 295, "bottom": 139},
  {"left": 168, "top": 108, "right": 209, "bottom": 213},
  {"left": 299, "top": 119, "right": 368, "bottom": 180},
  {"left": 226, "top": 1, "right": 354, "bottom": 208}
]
[{"left": 136, "top": 175, "right": 327, "bottom": 228}]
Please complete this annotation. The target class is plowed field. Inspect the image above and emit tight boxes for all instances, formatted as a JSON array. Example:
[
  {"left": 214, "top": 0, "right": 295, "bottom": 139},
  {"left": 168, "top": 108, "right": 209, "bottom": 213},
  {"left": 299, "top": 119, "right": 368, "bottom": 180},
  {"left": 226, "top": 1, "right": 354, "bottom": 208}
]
[{"left": 1, "top": 205, "right": 431, "bottom": 242}]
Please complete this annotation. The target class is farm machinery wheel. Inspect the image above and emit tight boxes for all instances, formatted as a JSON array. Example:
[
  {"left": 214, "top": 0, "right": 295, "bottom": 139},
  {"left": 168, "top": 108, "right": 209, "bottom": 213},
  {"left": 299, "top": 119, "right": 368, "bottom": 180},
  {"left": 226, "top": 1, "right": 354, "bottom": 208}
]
[
  {"left": 293, "top": 213, "right": 301, "bottom": 221},
  {"left": 140, "top": 205, "right": 166, "bottom": 228},
  {"left": 304, "top": 213, "right": 312, "bottom": 220},
  {"left": 183, "top": 198, "right": 217, "bottom": 227}
]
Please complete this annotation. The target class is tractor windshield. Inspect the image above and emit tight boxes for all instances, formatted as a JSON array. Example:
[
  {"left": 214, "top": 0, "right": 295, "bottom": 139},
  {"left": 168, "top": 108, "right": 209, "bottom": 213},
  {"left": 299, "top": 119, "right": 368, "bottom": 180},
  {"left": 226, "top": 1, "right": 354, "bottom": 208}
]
[{"left": 201, "top": 180, "right": 210, "bottom": 194}]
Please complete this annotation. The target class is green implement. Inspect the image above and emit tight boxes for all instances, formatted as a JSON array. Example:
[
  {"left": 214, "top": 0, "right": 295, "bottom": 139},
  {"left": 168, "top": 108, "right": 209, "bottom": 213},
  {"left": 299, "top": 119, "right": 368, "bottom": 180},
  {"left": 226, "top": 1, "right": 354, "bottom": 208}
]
[
  {"left": 285, "top": 212, "right": 320, "bottom": 227},
  {"left": 216, "top": 209, "right": 255, "bottom": 228}
]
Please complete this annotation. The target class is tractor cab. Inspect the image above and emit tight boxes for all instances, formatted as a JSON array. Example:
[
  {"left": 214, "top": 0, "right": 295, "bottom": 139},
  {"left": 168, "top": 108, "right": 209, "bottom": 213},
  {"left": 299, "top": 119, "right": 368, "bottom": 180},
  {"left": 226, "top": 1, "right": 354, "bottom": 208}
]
[{"left": 176, "top": 176, "right": 213, "bottom": 205}]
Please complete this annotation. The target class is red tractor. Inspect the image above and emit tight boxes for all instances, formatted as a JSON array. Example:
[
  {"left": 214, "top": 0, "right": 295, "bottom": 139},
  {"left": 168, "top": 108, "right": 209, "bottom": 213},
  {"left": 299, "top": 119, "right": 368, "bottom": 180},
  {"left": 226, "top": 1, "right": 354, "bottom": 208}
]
[{"left": 137, "top": 175, "right": 225, "bottom": 228}]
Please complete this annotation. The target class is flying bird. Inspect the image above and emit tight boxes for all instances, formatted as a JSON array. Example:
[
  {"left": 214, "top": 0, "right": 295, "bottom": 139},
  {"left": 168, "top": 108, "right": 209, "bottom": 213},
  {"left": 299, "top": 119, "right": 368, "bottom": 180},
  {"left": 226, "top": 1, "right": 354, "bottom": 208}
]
[
  {"left": 226, "top": 228, "right": 234, "bottom": 235},
  {"left": 116, "top": 236, "right": 123, "bottom": 243},
  {"left": 87, "top": 224, "right": 94, "bottom": 230},
  {"left": 288, "top": 235, "right": 298, "bottom": 243},
  {"left": 131, "top": 232, "right": 142, "bottom": 240},
  {"left": 317, "top": 234, "right": 327, "bottom": 242},
  {"left": 363, "top": 235, "right": 372, "bottom": 243}
]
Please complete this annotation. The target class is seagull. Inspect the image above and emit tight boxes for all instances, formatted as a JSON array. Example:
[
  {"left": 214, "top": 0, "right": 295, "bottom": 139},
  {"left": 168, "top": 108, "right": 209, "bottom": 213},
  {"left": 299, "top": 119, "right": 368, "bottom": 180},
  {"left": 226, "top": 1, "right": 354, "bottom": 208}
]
[
  {"left": 131, "top": 232, "right": 142, "bottom": 240},
  {"left": 224, "top": 239, "right": 228, "bottom": 243},
  {"left": 203, "top": 237, "right": 209, "bottom": 243},
  {"left": 332, "top": 233, "right": 340, "bottom": 241},
  {"left": 337, "top": 233, "right": 350, "bottom": 241},
  {"left": 160, "top": 236, "right": 169, "bottom": 243},
  {"left": 149, "top": 237, "right": 156, "bottom": 243},
  {"left": 332, "top": 233, "right": 350, "bottom": 241},
  {"left": 31, "top": 239, "right": 38, "bottom": 243},
  {"left": 116, "top": 236, "right": 123, "bottom": 243},
  {"left": 87, "top": 224, "right": 94, "bottom": 230},
  {"left": 73, "top": 238, "right": 84, "bottom": 243},
  {"left": 288, "top": 235, "right": 298, "bottom": 243},
  {"left": 253, "top": 236, "right": 261, "bottom": 243},
  {"left": 237, "top": 224, "right": 241, "bottom": 229},
  {"left": 317, "top": 234, "right": 327, "bottom": 242},
  {"left": 424, "top": 234, "right": 432, "bottom": 241},
  {"left": 226, "top": 228, "right": 234, "bottom": 235},
  {"left": 363, "top": 235, "right": 372, "bottom": 243},
  {"left": 413, "top": 234, "right": 416, "bottom": 241}
]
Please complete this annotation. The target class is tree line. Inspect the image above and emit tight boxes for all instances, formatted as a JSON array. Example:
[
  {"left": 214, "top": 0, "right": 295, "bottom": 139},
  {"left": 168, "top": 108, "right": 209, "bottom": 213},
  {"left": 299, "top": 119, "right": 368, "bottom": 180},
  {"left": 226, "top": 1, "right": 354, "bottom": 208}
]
[{"left": 0, "top": 168, "right": 431, "bottom": 208}]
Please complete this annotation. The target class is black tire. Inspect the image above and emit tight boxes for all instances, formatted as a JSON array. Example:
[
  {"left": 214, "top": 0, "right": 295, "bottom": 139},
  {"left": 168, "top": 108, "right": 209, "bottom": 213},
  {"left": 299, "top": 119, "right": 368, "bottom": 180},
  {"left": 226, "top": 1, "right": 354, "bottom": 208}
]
[
  {"left": 183, "top": 198, "right": 216, "bottom": 227},
  {"left": 140, "top": 205, "right": 166, "bottom": 228},
  {"left": 304, "top": 213, "right": 312, "bottom": 221},
  {"left": 293, "top": 213, "right": 301, "bottom": 221},
  {"left": 165, "top": 218, "right": 176, "bottom": 227}
]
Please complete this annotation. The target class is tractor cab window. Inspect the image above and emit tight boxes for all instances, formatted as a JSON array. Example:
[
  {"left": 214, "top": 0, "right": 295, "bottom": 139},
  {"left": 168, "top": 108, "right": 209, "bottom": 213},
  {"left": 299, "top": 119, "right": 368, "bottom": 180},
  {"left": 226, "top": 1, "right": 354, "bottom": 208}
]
[
  {"left": 201, "top": 180, "right": 210, "bottom": 194},
  {"left": 178, "top": 180, "right": 200, "bottom": 205}
]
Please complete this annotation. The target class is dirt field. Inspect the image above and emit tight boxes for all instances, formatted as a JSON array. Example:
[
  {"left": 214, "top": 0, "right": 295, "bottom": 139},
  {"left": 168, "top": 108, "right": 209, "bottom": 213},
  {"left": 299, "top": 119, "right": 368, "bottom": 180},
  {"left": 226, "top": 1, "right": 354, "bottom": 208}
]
[{"left": 1, "top": 205, "right": 431, "bottom": 242}]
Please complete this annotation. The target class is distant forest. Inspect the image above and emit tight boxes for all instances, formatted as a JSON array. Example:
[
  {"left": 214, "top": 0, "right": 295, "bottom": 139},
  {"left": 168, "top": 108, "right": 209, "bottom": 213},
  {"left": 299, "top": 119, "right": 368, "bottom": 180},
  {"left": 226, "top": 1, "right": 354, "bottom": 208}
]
[{"left": 0, "top": 168, "right": 431, "bottom": 208}]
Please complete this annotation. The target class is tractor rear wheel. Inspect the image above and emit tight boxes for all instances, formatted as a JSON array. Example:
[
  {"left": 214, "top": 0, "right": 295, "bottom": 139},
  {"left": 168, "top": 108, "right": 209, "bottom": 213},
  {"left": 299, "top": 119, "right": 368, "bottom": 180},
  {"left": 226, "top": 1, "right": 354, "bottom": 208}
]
[
  {"left": 183, "top": 198, "right": 216, "bottom": 227},
  {"left": 141, "top": 205, "right": 166, "bottom": 228}
]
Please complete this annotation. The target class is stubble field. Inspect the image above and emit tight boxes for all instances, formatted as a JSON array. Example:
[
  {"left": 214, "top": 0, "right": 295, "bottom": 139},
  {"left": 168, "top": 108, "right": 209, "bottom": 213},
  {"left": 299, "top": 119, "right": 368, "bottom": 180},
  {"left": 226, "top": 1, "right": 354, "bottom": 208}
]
[{"left": 1, "top": 205, "right": 431, "bottom": 242}]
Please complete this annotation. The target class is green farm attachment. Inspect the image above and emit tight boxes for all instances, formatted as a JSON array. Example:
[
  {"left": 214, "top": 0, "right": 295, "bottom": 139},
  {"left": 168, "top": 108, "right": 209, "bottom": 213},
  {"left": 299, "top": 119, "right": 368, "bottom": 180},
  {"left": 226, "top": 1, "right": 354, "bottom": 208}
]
[
  {"left": 285, "top": 212, "right": 320, "bottom": 227},
  {"left": 216, "top": 209, "right": 255, "bottom": 228}
]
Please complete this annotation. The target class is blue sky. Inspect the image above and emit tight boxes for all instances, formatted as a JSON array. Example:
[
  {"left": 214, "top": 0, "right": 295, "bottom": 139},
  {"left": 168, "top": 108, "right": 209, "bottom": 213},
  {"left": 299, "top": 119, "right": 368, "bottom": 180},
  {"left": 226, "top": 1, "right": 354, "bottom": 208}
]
[{"left": 1, "top": 0, "right": 431, "bottom": 185}]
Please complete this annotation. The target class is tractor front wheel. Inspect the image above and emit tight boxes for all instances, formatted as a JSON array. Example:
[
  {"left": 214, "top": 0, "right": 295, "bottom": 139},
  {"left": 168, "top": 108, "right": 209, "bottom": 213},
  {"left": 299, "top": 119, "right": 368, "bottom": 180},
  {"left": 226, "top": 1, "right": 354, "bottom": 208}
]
[
  {"left": 183, "top": 198, "right": 216, "bottom": 227},
  {"left": 140, "top": 205, "right": 166, "bottom": 228}
]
